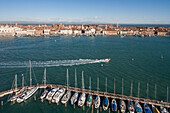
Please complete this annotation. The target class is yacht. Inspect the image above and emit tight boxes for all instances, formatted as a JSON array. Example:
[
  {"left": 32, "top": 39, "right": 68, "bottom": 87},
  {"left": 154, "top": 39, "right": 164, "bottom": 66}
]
[
  {"left": 52, "top": 88, "right": 65, "bottom": 103},
  {"left": 128, "top": 100, "right": 135, "bottom": 113},
  {"left": 45, "top": 87, "right": 59, "bottom": 101},
  {"left": 94, "top": 95, "right": 100, "bottom": 109},
  {"left": 61, "top": 89, "right": 71, "bottom": 104},
  {"left": 102, "top": 96, "right": 109, "bottom": 111},
  {"left": 144, "top": 104, "right": 152, "bottom": 113},
  {"left": 86, "top": 94, "right": 92, "bottom": 107},
  {"left": 70, "top": 92, "right": 78, "bottom": 105}
]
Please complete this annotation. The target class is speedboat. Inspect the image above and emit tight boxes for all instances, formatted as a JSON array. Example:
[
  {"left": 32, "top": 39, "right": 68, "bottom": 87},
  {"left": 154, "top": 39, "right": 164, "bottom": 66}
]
[
  {"left": 78, "top": 93, "right": 86, "bottom": 107},
  {"left": 40, "top": 90, "right": 49, "bottom": 100},
  {"left": 128, "top": 100, "right": 135, "bottom": 113},
  {"left": 120, "top": 100, "right": 126, "bottom": 113},
  {"left": 144, "top": 104, "right": 152, "bottom": 113},
  {"left": 61, "top": 89, "right": 71, "bottom": 104},
  {"left": 160, "top": 106, "right": 168, "bottom": 113},
  {"left": 45, "top": 87, "right": 59, "bottom": 101},
  {"left": 102, "top": 96, "right": 109, "bottom": 111},
  {"left": 152, "top": 105, "right": 160, "bottom": 113},
  {"left": 94, "top": 95, "right": 100, "bottom": 109},
  {"left": 111, "top": 99, "right": 117, "bottom": 112},
  {"left": 86, "top": 94, "right": 92, "bottom": 107},
  {"left": 135, "top": 100, "right": 142, "bottom": 113},
  {"left": 52, "top": 88, "right": 65, "bottom": 103},
  {"left": 17, "top": 86, "right": 38, "bottom": 103},
  {"left": 71, "top": 92, "right": 78, "bottom": 105},
  {"left": 105, "top": 59, "right": 111, "bottom": 62}
]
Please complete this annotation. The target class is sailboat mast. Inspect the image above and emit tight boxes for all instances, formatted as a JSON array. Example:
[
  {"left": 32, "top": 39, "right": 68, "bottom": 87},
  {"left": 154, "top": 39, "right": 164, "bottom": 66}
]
[
  {"left": 22, "top": 74, "right": 24, "bottom": 87},
  {"left": 44, "top": 68, "right": 46, "bottom": 85},
  {"left": 138, "top": 82, "right": 140, "bottom": 98},
  {"left": 147, "top": 82, "right": 149, "bottom": 99},
  {"left": 75, "top": 69, "right": 77, "bottom": 88},
  {"left": 114, "top": 78, "right": 116, "bottom": 95},
  {"left": 82, "top": 71, "right": 84, "bottom": 89},
  {"left": 66, "top": 69, "right": 69, "bottom": 89},
  {"left": 97, "top": 77, "right": 99, "bottom": 93},
  {"left": 29, "top": 60, "right": 32, "bottom": 86},
  {"left": 167, "top": 86, "right": 169, "bottom": 102},
  {"left": 122, "top": 78, "right": 124, "bottom": 96},
  {"left": 15, "top": 74, "right": 17, "bottom": 90},
  {"left": 155, "top": 84, "right": 157, "bottom": 99},
  {"left": 106, "top": 77, "right": 107, "bottom": 92},
  {"left": 131, "top": 80, "right": 133, "bottom": 97},
  {"left": 89, "top": 76, "right": 91, "bottom": 91}
]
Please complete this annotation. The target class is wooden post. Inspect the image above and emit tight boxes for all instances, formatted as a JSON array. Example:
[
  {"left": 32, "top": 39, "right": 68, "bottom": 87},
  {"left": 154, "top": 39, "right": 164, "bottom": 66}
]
[
  {"left": 65, "top": 103, "right": 67, "bottom": 108},
  {"left": 83, "top": 105, "right": 85, "bottom": 111},
  {"left": 34, "top": 95, "right": 36, "bottom": 101},
  {"left": 74, "top": 104, "right": 75, "bottom": 109}
]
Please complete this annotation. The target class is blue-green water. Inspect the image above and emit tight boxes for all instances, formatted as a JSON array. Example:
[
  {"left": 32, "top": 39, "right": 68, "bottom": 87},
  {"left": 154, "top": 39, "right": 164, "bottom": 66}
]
[{"left": 0, "top": 36, "right": 170, "bottom": 113}]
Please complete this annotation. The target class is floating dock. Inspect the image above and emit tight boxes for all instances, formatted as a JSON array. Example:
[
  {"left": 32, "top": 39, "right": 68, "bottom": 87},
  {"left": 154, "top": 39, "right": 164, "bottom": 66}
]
[{"left": 0, "top": 84, "right": 169, "bottom": 108}]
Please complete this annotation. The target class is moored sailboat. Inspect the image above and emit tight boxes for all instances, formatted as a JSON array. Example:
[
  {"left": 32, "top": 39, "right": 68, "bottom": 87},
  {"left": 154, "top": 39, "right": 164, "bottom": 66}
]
[
  {"left": 144, "top": 104, "right": 152, "bottom": 113},
  {"left": 160, "top": 106, "right": 168, "bottom": 113},
  {"left": 70, "top": 69, "right": 78, "bottom": 105},
  {"left": 135, "top": 100, "right": 143, "bottom": 113},
  {"left": 111, "top": 99, "right": 117, "bottom": 112},
  {"left": 128, "top": 100, "right": 135, "bottom": 113},
  {"left": 120, "top": 99, "right": 126, "bottom": 113},
  {"left": 78, "top": 71, "right": 86, "bottom": 107},
  {"left": 102, "top": 77, "right": 109, "bottom": 111},
  {"left": 45, "top": 87, "right": 59, "bottom": 101},
  {"left": 94, "top": 77, "right": 100, "bottom": 109},
  {"left": 52, "top": 88, "right": 65, "bottom": 103},
  {"left": 16, "top": 60, "right": 38, "bottom": 103},
  {"left": 61, "top": 69, "right": 71, "bottom": 104},
  {"left": 86, "top": 77, "right": 92, "bottom": 107},
  {"left": 152, "top": 105, "right": 160, "bottom": 113}
]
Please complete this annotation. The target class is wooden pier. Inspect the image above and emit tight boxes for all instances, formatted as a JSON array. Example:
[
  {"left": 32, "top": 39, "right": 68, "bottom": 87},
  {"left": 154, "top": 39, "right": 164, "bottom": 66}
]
[{"left": 0, "top": 84, "right": 170, "bottom": 108}]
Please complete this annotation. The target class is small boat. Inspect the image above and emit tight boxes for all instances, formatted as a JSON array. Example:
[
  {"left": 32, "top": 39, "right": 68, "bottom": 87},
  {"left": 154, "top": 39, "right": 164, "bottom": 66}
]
[
  {"left": 94, "top": 95, "right": 100, "bottom": 109},
  {"left": 45, "top": 87, "right": 59, "bottom": 101},
  {"left": 111, "top": 99, "right": 117, "bottom": 112},
  {"left": 70, "top": 92, "right": 79, "bottom": 105},
  {"left": 105, "top": 58, "right": 111, "bottom": 62},
  {"left": 40, "top": 90, "right": 49, "bottom": 100},
  {"left": 128, "top": 100, "right": 135, "bottom": 113},
  {"left": 152, "top": 105, "right": 160, "bottom": 113},
  {"left": 160, "top": 106, "right": 168, "bottom": 113},
  {"left": 17, "top": 86, "right": 38, "bottom": 103},
  {"left": 135, "top": 100, "right": 142, "bottom": 113},
  {"left": 61, "top": 90, "right": 71, "bottom": 104},
  {"left": 120, "top": 100, "right": 126, "bottom": 113},
  {"left": 144, "top": 104, "right": 152, "bottom": 113},
  {"left": 102, "top": 96, "right": 109, "bottom": 111},
  {"left": 78, "top": 92, "right": 86, "bottom": 107},
  {"left": 86, "top": 94, "right": 92, "bottom": 107},
  {"left": 52, "top": 88, "right": 65, "bottom": 103}
]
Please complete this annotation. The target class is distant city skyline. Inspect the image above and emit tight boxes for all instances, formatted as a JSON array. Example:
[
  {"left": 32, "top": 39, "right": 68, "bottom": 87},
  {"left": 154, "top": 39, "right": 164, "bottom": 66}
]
[{"left": 0, "top": 0, "right": 170, "bottom": 24}]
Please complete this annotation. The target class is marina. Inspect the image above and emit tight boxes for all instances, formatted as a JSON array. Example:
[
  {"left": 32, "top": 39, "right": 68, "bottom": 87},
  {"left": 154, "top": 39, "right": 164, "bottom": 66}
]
[{"left": 0, "top": 36, "right": 170, "bottom": 113}]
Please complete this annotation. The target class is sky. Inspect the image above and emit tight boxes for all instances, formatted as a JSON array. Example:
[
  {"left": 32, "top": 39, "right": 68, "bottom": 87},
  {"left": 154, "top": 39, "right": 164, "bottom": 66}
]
[{"left": 0, "top": 0, "right": 170, "bottom": 24}]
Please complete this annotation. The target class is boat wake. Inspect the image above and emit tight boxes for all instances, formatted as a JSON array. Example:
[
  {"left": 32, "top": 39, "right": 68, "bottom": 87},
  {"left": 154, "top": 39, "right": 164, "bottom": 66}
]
[{"left": 0, "top": 59, "right": 110, "bottom": 68}]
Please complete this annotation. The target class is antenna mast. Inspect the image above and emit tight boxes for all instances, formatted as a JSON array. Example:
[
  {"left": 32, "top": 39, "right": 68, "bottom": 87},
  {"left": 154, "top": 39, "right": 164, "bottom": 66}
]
[{"left": 106, "top": 77, "right": 107, "bottom": 92}]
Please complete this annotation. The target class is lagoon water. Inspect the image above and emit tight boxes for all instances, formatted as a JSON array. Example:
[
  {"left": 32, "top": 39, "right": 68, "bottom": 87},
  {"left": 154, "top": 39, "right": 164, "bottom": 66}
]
[{"left": 0, "top": 36, "right": 170, "bottom": 113}]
